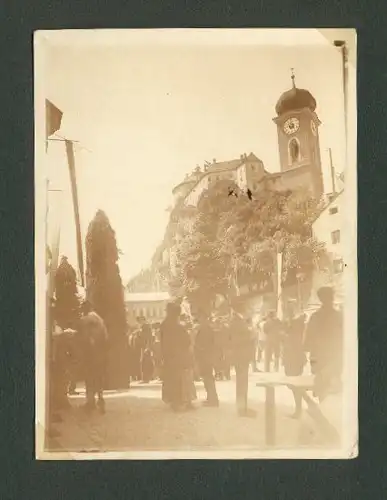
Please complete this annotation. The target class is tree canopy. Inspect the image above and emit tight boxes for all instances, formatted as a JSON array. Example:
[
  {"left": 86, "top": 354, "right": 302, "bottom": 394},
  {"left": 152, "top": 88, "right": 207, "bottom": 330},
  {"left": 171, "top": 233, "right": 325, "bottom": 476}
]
[{"left": 169, "top": 180, "right": 326, "bottom": 312}]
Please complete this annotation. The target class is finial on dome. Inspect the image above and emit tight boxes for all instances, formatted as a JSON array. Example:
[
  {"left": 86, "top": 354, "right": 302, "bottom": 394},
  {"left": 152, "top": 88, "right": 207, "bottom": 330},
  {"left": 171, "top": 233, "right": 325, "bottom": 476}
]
[{"left": 290, "top": 68, "right": 296, "bottom": 88}]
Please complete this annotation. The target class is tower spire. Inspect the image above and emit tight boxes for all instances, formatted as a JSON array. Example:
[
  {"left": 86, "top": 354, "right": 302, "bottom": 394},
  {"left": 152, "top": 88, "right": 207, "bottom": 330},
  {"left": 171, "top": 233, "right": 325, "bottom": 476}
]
[{"left": 290, "top": 67, "right": 296, "bottom": 88}]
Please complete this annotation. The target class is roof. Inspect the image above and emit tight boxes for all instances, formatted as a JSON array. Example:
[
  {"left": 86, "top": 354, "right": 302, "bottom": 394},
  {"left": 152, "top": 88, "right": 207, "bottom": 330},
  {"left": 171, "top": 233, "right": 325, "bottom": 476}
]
[
  {"left": 125, "top": 291, "right": 171, "bottom": 303},
  {"left": 206, "top": 153, "right": 262, "bottom": 173},
  {"left": 275, "top": 86, "right": 316, "bottom": 116},
  {"left": 312, "top": 189, "right": 344, "bottom": 224},
  {"left": 246, "top": 152, "right": 262, "bottom": 162},
  {"left": 176, "top": 152, "right": 265, "bottom": 201},
  {"left": 206, "top": 159, "right": 242, "bottom": 173}
]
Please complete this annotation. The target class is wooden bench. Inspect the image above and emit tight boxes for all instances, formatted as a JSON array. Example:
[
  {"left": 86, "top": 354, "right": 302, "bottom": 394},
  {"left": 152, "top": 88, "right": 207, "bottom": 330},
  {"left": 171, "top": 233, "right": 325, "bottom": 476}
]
[{"left": 255, "top": 375, "right": 340, "bottom": 447}]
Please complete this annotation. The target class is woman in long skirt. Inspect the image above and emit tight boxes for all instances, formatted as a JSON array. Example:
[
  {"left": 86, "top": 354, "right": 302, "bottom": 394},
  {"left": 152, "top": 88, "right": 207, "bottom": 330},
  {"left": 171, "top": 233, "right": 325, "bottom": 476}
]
[{"left": 160, "top": 303, "right": 195, "bottom": 411}]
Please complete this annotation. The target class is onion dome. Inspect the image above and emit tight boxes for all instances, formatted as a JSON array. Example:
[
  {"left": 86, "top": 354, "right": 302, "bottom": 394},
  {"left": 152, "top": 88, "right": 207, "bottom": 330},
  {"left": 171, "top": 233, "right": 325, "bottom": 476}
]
[{"left": 275, "top": 69, "right": 316, "bottom": 116}]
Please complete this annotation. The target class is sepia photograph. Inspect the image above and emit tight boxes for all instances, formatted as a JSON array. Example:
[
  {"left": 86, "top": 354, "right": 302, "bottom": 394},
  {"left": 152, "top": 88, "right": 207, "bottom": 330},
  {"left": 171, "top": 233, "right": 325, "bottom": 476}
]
[{"left": 35, "top": 28, "right": 357, "bottom": 459}]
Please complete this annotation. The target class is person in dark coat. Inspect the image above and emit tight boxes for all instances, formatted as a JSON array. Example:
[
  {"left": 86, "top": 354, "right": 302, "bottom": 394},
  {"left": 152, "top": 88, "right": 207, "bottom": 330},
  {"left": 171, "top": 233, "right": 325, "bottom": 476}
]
[
  {"left": 137, "top": 317, "right": 153, "bottom": 382},
  {"left": 304, "top": 286, "right": 343, "bottom": 402},
  {"left": 160, "top": 302, "right": 195, "bottom": 411},
  {"left": 282, "top": 302, "right": 307, "bottom": 418},
  {"left": 141, "top": 346, "right": 154, "bottom": 383},
  {"left": 79, "top": 301, "right": 108, "bottom": 413},
  {"left": 195, "top": 312, "right": 219, "bottom": 407},
  {"left": 229, "top": 304, "right": 257, "bottom": 418},
  {"left": 263, "top": 311, "right": 282, "bottom": 372},
  {"left": 213, "top": 315, "right": 232, "bottom": 381},
  {"left": 152, "top": 324, "right": 162, "bottom": 381}
]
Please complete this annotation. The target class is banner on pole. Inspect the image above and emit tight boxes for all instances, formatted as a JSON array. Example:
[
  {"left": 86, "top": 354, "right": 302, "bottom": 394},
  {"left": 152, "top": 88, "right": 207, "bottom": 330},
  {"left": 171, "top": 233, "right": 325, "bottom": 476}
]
[{"left": 46, "top": 99, "right": 63, "bottom": 139}]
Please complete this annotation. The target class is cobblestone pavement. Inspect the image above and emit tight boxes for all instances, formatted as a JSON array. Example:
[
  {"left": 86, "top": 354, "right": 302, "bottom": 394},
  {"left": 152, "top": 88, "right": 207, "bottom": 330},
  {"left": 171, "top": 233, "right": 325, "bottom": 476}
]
[{"left": 48, "top": 366, "right": 309, "bottom": 456}]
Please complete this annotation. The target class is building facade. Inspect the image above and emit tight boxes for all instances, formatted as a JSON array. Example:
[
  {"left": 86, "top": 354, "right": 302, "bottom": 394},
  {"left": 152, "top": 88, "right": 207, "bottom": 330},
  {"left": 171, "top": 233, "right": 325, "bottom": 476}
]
[
  {"left": 310, "top": 190, "right": 345, "bottom": 307},
  {"left": 125, "top": 291, "right": 170, "bottom": 327}
]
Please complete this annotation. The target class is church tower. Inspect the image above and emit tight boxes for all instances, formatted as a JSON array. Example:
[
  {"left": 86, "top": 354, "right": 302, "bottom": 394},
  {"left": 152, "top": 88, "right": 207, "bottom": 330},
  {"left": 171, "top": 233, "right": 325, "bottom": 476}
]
[{"left": 273, "top": 70, "right": 324, "bottom": 199}]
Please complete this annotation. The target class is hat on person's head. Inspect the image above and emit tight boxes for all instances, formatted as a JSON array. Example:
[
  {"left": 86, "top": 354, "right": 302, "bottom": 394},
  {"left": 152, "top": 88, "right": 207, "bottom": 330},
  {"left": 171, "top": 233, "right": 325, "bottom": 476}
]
[{"left": 317, "top": 286, "right": 334, "bottom": 304}]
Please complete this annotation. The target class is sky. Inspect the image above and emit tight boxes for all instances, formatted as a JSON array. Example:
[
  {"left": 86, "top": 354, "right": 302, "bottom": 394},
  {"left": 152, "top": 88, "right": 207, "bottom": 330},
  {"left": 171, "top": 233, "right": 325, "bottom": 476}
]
[{"left": 41, "top": 29, "right": 351, "bottom": 284}]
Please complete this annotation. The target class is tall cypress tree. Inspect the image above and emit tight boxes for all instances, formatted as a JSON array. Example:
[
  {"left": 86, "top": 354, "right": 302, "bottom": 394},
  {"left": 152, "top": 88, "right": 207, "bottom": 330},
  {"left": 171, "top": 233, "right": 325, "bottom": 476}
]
[{"left": 85, "top": 210, "right": 128, "bottom": 389}]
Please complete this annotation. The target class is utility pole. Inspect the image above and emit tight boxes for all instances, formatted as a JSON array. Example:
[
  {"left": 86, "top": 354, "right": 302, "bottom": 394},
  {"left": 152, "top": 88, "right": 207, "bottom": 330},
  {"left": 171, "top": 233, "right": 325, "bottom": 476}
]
[
  {"left": 65, "top": 139, "right": 85, "bottom": 287},
  {"left": 48, "top": 136, "right": 85, "bottom": 287},
  {"left": 334, "top": 40, "right": 349, "bottom": 171}
]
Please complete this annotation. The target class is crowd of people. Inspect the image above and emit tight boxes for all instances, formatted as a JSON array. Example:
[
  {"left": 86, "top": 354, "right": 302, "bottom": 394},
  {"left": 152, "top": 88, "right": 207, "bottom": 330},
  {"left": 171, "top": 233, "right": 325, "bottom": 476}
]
[
  {"left": 49, "top": 285, "right": 343, "bottom": 426},
  {"left": 125, "top": 285, "right": 343, "bottom": 419}
]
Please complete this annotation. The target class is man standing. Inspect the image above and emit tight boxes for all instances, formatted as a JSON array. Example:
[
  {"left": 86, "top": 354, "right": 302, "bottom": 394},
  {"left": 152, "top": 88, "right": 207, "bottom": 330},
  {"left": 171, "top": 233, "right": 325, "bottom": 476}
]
[
  {"left": 136, "top": 316, "right": 153, "bottom": 382},
  {"left": 229, "top": 303, "right": 257, "bottom": 418},
  {"left": 304, "top": 287, "right": 343, "bottom": 401},
  {"left": 80, "top": 301, "right": 108, "bottom": 413},
  {"left": 282, "top": 302, "right": 307, "bottom": 418},
  {"left": 263, "top": 311, "right": 282, "bottom": 372},
  {"left": 247, "top": 318, "right": 260, "bottom": 373},
  {"left": 195, "top": 312, "right": 219, "bottom": 407}
]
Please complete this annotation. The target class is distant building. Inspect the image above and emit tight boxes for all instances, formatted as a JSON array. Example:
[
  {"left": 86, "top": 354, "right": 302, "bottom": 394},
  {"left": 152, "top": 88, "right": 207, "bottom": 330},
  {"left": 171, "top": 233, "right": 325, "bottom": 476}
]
[
  {"left": 160, "top": 74, "right": 326, "bottom": 283},
  {"left": 125, "top": 291, "right": 170, "bottom": 327},
  {"left": 130, "top": 74, "right": 338, "bottom": 309},
  {"left": 172, "top": 73, "right": 324, "bottom": 211},
  {"left": 310, "top": 190, "right": 345, "bottom": 308}
]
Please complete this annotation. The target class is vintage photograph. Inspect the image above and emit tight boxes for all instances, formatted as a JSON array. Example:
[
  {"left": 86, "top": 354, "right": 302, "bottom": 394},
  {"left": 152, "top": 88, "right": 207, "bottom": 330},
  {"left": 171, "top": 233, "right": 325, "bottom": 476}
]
[{"left": 35, "top": 29, "right": 357, "bottom": 459}]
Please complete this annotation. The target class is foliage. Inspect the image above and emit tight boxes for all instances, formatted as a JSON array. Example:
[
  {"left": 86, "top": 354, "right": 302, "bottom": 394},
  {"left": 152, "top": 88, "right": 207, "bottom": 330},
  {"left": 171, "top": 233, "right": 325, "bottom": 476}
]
[
  {"left": 171, "top": 180, "right": 326, "bottom": 310},
  {"left": 86, "top": 210, "right": 127, "bottom": 337},
  {"left": 85, "top": 209, "right": 128, "bottom": 388},
  {"left": 54, "top": 257, "right": 80, "bottom": 329}
]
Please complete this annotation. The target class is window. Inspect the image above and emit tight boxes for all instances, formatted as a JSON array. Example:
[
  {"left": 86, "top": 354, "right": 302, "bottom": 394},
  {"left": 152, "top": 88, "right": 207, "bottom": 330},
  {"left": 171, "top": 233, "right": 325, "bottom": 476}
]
[
  {"left": 331, "top": 230, "right": 340, "bottom": 244},
  {"left": 251, "top": 165, "right": 255, "bottom": 171},
  {"left": 289, "top": 138, "right": 300, "bottom": 164},
  {"left": 329, "top": 206, "right": 338, "bottom": 215},
  {"left": 333, "top": 259, "right": 344, "bottom": 274},
  {"left": 253, "top": 183, "right": 257, "bottom": 190}
]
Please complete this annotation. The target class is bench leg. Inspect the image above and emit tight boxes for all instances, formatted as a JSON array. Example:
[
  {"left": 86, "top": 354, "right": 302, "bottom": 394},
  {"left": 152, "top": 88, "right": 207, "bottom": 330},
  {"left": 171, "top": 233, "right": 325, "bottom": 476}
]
[{"left": 265, "top": 385, "right": 276, "bottom": 446}]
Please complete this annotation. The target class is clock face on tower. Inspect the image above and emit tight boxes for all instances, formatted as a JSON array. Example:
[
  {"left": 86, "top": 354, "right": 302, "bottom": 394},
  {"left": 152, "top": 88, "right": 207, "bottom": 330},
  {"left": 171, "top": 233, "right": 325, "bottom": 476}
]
[{"left": 283, "top": 117, "right": 300, "bottom": 135}]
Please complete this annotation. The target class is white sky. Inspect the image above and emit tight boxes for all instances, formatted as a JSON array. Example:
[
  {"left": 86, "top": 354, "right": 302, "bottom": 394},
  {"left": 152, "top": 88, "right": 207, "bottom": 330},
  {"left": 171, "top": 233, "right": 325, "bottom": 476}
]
[{"left": 42, "top": 29, "right": 349, "bottom": 283}]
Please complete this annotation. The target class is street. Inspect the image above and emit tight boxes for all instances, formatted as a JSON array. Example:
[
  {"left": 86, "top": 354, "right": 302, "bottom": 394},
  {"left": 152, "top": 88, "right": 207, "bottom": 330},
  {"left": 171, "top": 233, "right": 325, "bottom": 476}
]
[{"left": 48, "top": 369, "right": 305, "bottom": 454}]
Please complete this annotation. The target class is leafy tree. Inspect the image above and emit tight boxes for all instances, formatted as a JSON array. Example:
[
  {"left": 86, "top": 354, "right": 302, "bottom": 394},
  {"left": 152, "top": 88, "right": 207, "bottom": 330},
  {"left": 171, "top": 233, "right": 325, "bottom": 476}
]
[
  {"left": 85, "top": 210, "right": 128, "bottom": 389},
  {"left": 172, "top": 180, "right": 326, "bottom": 314},
  {"left": 54, "top": 256, "right": 80, "bottom": 329}
]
